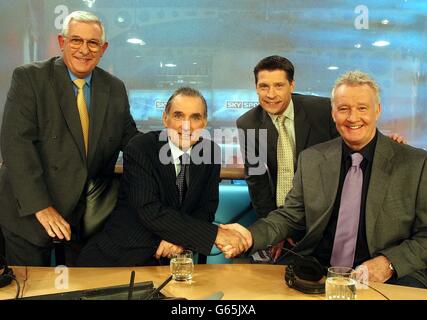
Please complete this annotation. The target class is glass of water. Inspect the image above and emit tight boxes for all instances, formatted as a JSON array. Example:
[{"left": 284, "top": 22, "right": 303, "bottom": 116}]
[
  {"left": 170, "top": 250, "right": 194, "bottom": 281},
  {"left": 325, "top": 267, "right": 357, "bottom": 300}
]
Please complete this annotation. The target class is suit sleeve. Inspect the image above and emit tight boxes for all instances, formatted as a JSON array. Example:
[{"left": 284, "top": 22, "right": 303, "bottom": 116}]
[
  {"left": 0, "top": 67, "right": 53, "bottom": 216},
  {"left": 122, "top": 142, "right": 218, "bottom": 256},
  {"left": 378, "top": 158, "right": 427, "bottom": 279},
  {"left": 237, "top": 120, "right": 276, "bottom": 218},
  {"left": 248, "top": 153, "right": 307, "bottom": 253}
]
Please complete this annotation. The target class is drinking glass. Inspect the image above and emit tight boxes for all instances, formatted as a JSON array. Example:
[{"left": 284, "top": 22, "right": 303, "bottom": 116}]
[
  {"left": 170, "top": 250, "right": 194, "bottom": 281},
  {"left": 325, "top": 266, "right": 357, "bottom": 300}
]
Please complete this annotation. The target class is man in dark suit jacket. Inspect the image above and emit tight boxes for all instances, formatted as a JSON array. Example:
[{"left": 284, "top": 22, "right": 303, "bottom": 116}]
[
  {"left": 222, "top": 71, "right": 427, "bottom": 288},
  {"left": 237, "top": 55, "right": 338, "bottom": 259},
  {"left": 0, "top": 11, "right": 138, "bottom": 266},
  {"left": 237, "top": 56, "right": 338, "bottom": 219},
  {"left": 77, "top": 87, "right": 249, "bottom": 266}
]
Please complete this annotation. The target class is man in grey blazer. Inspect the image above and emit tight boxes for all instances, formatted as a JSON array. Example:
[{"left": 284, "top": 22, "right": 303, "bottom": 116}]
[
  {"left": 222, "top": 70, "right": 427, "bottom": 288},
  {"left": 0, "top": 11, "right": 138, "bottom": 266}
]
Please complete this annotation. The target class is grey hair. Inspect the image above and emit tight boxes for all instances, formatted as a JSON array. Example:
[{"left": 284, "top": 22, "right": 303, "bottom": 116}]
[
  {"left": 331, "top": 70, "right": 381, "bottom": 104},
  {"left": 61, "top": 11, "right": 106, "bottom": 43},
  {"left": 165, "top": 87, "right": 208, "bottom": 118}
]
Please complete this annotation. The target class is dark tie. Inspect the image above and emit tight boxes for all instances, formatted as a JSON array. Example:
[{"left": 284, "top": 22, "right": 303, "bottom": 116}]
[
  {"left": 330, "top": 152, "right": 364, "bottom": 267},
  {"left": 176, "top": 153, "right": 190, "bottom": 204}
]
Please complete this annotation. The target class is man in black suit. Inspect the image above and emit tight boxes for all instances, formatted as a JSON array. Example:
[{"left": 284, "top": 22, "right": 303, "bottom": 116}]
[
  {"left": 0, "top": 11, "right": 138, "bottom": 266},
  {"left": 236, "top": 55, "right": 338, "bottom": 259},
  {"left": 77, "top": 87, "right": 249, "bottom": 266}
]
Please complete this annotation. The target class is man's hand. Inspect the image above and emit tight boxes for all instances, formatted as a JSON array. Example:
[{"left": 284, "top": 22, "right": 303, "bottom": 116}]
[
  {"left": 360, "top": 255, "right": 394, "bottom": 283},
  {"left": 215, "top": 224, "right": 253, "bottom": 258},
  {"left": 270, "top": 238, "right": 297, "bottom": 262},
  {"left": 155, "top": 240, "right": 184, "bottom": 259},
  {"left": 388, "top": 133, "right": 407, "bottom": 144},
  {"left": 269, "top": 240, "right": 285, "bottom": 262},
  {"left": 35, "top": 206, "right": 71, "bottom": 241}
]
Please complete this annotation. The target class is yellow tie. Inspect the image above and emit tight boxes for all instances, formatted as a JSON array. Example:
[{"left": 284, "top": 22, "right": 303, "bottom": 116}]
[
  {"left": 73, "top": 79, "right": 89, "bottom": 155},
  {"left": 276, "top": 115, "right": 294, "bottom": 207}
]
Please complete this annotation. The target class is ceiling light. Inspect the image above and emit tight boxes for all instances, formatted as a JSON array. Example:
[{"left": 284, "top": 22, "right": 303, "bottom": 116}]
[
  {"left": 372, "top": 40, "right": 390, "bottom": 47},
  {"left": 354, "top": 43, "right": 362, "bottom": 49},
  {"left": 127, "top": 38, "right": 146, "bottom": 45},
  {"left": 327, "top": 66, "right": 339, "bottom": 70},
  {"left": 83, "top": 0, "right": 96, "bottom": 8},
  {"left": 164, "top": 63, "right": 177, "bottom": 68},
  {"left": 381, "top": 19, "right": 389, "bottom": 25}
]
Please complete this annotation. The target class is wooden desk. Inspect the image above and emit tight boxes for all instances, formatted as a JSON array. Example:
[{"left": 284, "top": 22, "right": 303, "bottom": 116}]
[{"left": 1, "top": 264, "right": 426, "bottom": 300}]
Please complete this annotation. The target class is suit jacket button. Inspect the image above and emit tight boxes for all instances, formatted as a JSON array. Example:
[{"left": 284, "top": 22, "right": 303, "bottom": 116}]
[{"left": 52, "top": 166, "right": 58, "bottom": 171}]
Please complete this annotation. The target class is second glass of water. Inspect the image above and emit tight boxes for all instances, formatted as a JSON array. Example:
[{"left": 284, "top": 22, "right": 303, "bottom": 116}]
[
  {"left": 325, "top": 266, "right": 357, "bottom": 300},
  {"left": 170, "top": 250, "right": 194, "bottom": 281}
]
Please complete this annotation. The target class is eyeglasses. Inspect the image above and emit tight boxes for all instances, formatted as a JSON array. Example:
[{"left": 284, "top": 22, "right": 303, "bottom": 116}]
[{"left": 65, "top": 36, "right": 103, "bottom": 52}]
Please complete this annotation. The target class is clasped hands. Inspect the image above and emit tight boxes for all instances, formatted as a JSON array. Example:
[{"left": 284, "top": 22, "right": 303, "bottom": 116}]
[
  {"left": 153, "top": 223, "right": 252, "bottom": 261},
  {"left": 214, "top": 223, "right": 253, "bottom": 258}
]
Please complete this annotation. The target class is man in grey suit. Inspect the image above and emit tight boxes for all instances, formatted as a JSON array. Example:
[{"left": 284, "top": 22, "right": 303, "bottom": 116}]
[
  {"left": 0, "top": 11, "right": 138, "bottom": 266},
  {"left": 221, "top": 70, "right": 427, "bottom": 288}
]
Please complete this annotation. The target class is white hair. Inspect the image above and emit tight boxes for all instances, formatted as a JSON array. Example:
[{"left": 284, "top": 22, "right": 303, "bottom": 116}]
[
  {"left": 331, "top": 70, "right": 381, "bottom": 105},
  {"left": 61, "top": 11, "right": 106, "bottom": 43}
]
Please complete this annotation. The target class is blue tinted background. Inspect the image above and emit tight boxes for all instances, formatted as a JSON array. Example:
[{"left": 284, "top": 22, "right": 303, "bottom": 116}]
[{"left": 1, "top": 0, "right": 427, "bottom": 162}]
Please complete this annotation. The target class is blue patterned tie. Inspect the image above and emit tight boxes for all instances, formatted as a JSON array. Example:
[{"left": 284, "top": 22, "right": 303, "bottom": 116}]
[
  {"left": 330, "top": 153, "right": 364, "bottom": 267},
  {"left": 176, "top": 153, "right": 190, "bottom": 204}
]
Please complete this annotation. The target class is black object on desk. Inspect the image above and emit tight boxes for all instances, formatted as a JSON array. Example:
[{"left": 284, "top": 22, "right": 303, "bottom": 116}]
[
  {"left": 20, "top": 270, "right": 170, "bottom": 300},
  {"left": 21, "top": 280, "right": 164, "bottom": 300}
]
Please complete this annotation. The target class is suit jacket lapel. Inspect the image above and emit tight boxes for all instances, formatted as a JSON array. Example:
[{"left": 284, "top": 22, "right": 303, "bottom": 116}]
[
  {"left": 319, "top": 138, "right": 342, "bottom": 213},
  {"left": 52, "top": 58, "right": 87, "bottom": 164},
  {"left": 294, "top": 138, "right": 342, "bottom": 253},
  {"left": 87, "top": 68, "right": 110, "bottom": 165},
  {"left": 185, "top": 160, "right": 203, "bottom": 205},
  {"left": 293, "top": 96, "right": 310, "bottom": 159},
  {"left": 184, "top": 139, "right": 208, "bottom": 204},
  {"left": 365, "top": 132, "right": 394, "bottom": 250},
  {"left": 157, "top": 139, "right": 180, "bottom": 206}
]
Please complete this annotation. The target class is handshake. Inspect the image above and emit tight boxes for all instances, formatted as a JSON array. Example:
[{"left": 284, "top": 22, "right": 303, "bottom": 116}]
[{"left": 214, "top": 223, "right": 253, "bottom": 258}]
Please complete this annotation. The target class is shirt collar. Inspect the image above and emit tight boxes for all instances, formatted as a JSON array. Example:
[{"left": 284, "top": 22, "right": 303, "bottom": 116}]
[
  {"left": 68, "top": 69, "right": 92, "bottom": 88},
  {"left": 168, "top": 139, "right": 192, "bottom": 164},
  {"left": 268, "top": 99, "right": 295, "bottom": 123}
]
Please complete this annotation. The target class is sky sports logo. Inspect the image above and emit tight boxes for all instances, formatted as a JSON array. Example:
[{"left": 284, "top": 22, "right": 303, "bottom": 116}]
[
  {"left": 225, "top": 101, "right": 258, "bottom": 109},
  {"left": 155, "top": 100, "right": 167, "bottom": 109}
]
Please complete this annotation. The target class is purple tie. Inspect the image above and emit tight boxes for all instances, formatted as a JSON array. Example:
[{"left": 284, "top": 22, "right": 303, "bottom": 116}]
[{"left": 330, "top": 152, "right": 364, "bottom": 268}]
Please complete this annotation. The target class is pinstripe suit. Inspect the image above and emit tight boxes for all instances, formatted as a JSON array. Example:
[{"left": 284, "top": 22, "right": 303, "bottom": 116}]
[{"left": 77, "top": 131, "right": 221, "bottom": 266}]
